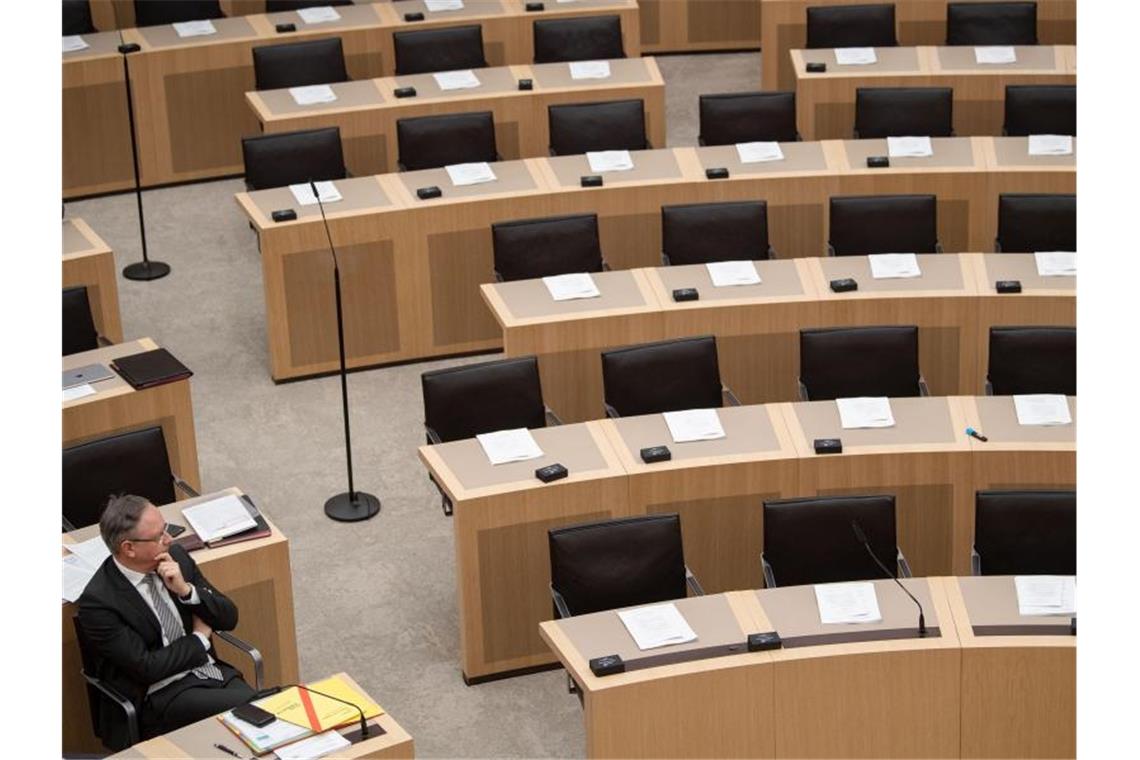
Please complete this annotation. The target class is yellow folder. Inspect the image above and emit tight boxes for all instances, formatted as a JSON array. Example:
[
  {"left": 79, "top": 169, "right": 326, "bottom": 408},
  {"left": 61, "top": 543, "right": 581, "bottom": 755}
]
[{"left": 256, "top": 675, "right": 385, "bottom": 733}]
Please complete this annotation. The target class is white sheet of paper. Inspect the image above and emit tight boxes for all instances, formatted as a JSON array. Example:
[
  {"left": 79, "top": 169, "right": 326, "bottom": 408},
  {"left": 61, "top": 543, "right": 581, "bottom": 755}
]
[
  {"left": 1034, "top": 251, "right": 1076, "bottom": 276},
  {"left": 815, "top": 581, "right": 883, "bottom": 624},
  {"left": 735, "top": 141, "right": 784, "bottom": 163},
  {"left": 297, "top": 6, "right": 341, "bottom": 24},
  {"left": 63, "top": 35, "right": 89, "bottom": 53},
  {"left": 975, "top": 46, "right": 1017, "bottom": 64},
  {"left": 587, "top": 150, "right": 634, "bottom": 173},
  {"left": 445, "top": 162, "right": 497, "bottom": 186},
  {"left": 836, "top": 397, "right": 896, "bottom": 429},
  {"left": 181, "top": 494, "right": 256, "bottom": 542},
  {"left": 663, "top": 408, "right": 726, "bottom": 443},
  {"left": 425, "top": 0, "right": 464, "bottom": 11},
  {"left": 63, "top": 554, "right": 97, "bottom": 603},
  {"left": 869, "top": 253, "right": 922, "bottom": 279},
  {"left": 887, "top": 136, "right": 934, "bottom": 158},
  {"left": 65, "top": 536, "right": 112, "bottom": 569},
  {"left": 1013, "top": 394, "right": 1072, "bottom": 426},
  {"left": 568, "top": 60, "right": 611, "bottom": 79},
  {"left": 289, "top": 84, "right": 337, "bottom": 105},
  {"left": 274, "top": 730, "right": 352, "bottom": 760},
  {"left": 222, "top": 710, "right": 310, "bottom": 752},
  {"left": 542, "top": 272, "right": 601, "bottom": 301},
  {"left": 172, "top": 20, "right": 217, "bottom": 37},
  {"left": 834, "top": 47, "right": 877, "bottom": 65},
  {"left": 433, "top": 69, "right": 481, "bottom": 90},
  {"left": 618, "top": 603, "right": 698, "bottom": 650},
  {"left": 475, "top": 428, "right": 544, "bottom": 465},
  {"left": 1028, "top": 134, "right": 1073, "bottom": 155},
  {"left": 1015, "top": 576, "right": 1076, "bottom": 616},
  {"left": 289, "top": 181, "right": 342, "bottom": 206},
  {"left": 706, "top": 260, "right": 761, "bottom": 287},
  {"left": 64, "top": 384, "right": 97, "bottom": 402}
]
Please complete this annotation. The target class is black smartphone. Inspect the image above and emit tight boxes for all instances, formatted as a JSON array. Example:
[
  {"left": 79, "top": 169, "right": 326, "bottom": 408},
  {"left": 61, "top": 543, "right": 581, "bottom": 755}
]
[
  {"left": 232, "top": 702, "right": 276, "bottom": 727},
  {"left": 167, "top": 523, "right": 186, "bottom": 538}
]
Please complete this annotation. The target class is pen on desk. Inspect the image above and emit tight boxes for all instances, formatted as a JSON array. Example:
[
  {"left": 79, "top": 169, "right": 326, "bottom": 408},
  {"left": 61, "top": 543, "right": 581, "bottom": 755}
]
[
  {"left": 213, "top": 743, "right": 242, "bottom": 758},
  {"left": 965, "top": 427, "right": 988, "bottom": 442}
]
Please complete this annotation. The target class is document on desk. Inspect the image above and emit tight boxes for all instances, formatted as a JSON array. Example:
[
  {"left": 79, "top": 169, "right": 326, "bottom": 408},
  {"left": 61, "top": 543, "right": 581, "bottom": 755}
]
[
  {"left": 62, "top": 536, "right": 111, "bottom": 602},
  {"left": 707, "top": 260, "right": 762, "bottom": 287},
  {"left": 587, "top": 150, "right": 634, "bottom": 173},
  {"left": 173, "top": 20, "right": 217, "bottom": 37},
  {"left": 1028, "top": 134, "right": 1073, "bottom": 156},
  {"left": 1015, "top": 576, "right": 1076, "bottom": 616},
  {"left": 290, "top": 85, "right": 337, "bottom": 105},
  {"left": 221, "top": 710, "right": 311, "bottom": 754},
  {"left": 975, "top": 46, "right": 1017, "bottom": 64},
  {"left": 618, "top": 603, "right": 698, "bottom": 650},
  {"left": 446, "top": 161, "right": 497, "bottom": 186},
  {"left": 834, "top": 47, "right": 877, "bottom": 65},
  {"left": 869, "top": 253, "right": 922, "bottom": 279},
  {"left": 887, "top": 136, "right": 933, "bottom": 158},
  {"left": 1013, "top": 394, "right": 1072, "bottom": 426},
  {"left": 274, "top": 730, "right": 351, "bottom": 760},
  {"left": 569, "top": 60, "right": 611, "bottom": 79},
  {"left": 476, "top": 428, "right": 544, "bottom": 465},
  {"left": 433, "top": 69, "right": 481, "bottom": 90},
  {"left": 289, "top": 181, "right": 342, "bottom": 206},
  {"left": 1034, "top": 251, "right": 1076, "bottom": 276},
  {"left": 182, "top": 494, "right": 257, "bottom": 542},
  {"left": 836, "top": 397, "right": 896, "bottom": 429},
  {"left": 63, "top": 35, "right": 89, "bottom": 53},
  {"left": 735, "top": 141, "right": 784, "bottom": 163},
  {"left": 815, "top": 581, "right": 883, "bottom": 624},
  {"left": 66, "top": 535, "right": 112, "bottom": 568},
  {"left": 425, "top": 0, "right": 464, "bottom": 11},
  {"left": 663, "top": 408, "right": 726, "bottom": 442},
  {"left": 298, "top": 6, "right": 341, "bottom": 24},
  {"left": 543, "top": 272, "right": 601, "bottom": 301},
  {"left": 63, "top": 384, "right": 97, "bottom": 403}
]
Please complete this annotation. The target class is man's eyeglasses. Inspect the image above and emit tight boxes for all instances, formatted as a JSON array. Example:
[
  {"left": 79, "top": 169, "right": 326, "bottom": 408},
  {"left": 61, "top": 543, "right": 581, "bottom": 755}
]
[{"left": 125, "top": 523, "right": 171, "bottom": 544}]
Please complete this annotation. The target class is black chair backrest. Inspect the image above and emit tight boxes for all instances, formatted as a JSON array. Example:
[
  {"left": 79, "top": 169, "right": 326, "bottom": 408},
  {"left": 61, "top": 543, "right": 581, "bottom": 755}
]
[
  {"left": 64, "top": 0, "right": 96, "bottom": 35},
  {"left": 987, "top": 326, "right": 1075, "bottom": 396},
  {"left": 548, "top": 99, "right": 647, "bottom": 156},
  {"left": 421, "top": 356, "right": 547, "bottom": 442},
  {"left": 975, "top": 490, "right": 1075, "bottom": 575},
  {"left": 133, "top": 0, "right": 223, "bottom": 27},
  {"left": 241, "top": 127, "right": 346, "bottom": 190},
  {"left": 549, "top": 514, "right": 688, "bottom": 616},
  {"left": 829, "top": 194, "right": 938, "bottom": 255},
  {"left": 800, "top": 326, "right": 922, "bottom": 400},
  {"left": 854, "top": 86, "right": 954, "bottom": 138},
  {"left": 698, "top": 91, "right": 798, "bottom": 145},
  {"left": 492, "top": 213, "right": 603, "bottom": 281},
  {"left": 63, "top": 286, "right": 99, "bottom": 357},
  {"left": 63, "top": 427, "right": 176, "bottom": 530},
  {"left": 996, "top": 193, "right": 1076, "bottom": 253},
  {"left": 266, "top": 0, "right": 353, "bottom": 11},
  {"left": 763, "top": 495, "right": 899, "bottom": 586},
  {"left": 602, "top": 336, "right": 723, "bottom": 417},
  {"left": 394, "top": 25, "right": 488, "bottom": 75},
  {"left": 806, "top": 3, "right": 898, "bottom": 49},
  {"left": 947, "top": 2, "right": 1037, "bottom": 46},
  {"left": 1004, "top": 85, "right": 1076, "bottom": 137},
  {"left": 397, "top": 111, "right": 497, "bottom": 171},
  {"left": 252, "top": 38, "right": 349, "bottom": 91},
  {"left": 662, "top": 201, "right": 771, "bottom": 265},
  {"left": 533, "top": 15, "right": 625, "bottom": 63}
]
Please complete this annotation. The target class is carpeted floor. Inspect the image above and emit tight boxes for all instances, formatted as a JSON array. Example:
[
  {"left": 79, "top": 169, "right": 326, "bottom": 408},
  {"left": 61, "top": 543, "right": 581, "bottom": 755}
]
[{"left": 64, "top": 51, "right": 761, "bottom": 758}]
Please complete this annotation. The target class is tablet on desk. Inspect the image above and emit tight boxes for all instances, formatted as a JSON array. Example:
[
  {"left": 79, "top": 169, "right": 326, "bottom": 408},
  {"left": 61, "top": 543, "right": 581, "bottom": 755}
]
[{"left": 62, "top": 363, "right": 114, "bottom": 390}]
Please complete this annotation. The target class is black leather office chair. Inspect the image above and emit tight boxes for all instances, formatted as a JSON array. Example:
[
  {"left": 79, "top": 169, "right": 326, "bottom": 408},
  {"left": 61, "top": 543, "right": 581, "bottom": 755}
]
[
  {"left": 601, "top": 336, "right": 738, "bottom": 418},
  {"left": 393, "top": 25, "right": 488, "bottom": 75},
  {"left": 533, "top": 15, "right": 625, "bottom": 63},
  {"left": 854, "top": 87, "right": 954, "bottom": 138},
  {"left": 548, "top": 99, "right": 647, "bottom": 156},
  {"left": 661, "top": 201, "right": 774, "bottom": 266},
  {"left": 986, "top": 326, "right": 1075, "bottom": 396},
  {"left": 266, "top": 0, "right": 353, "bottom": 11},
  {"left": 133, "top": 0, "right": 223, "bottom": 27},
  {"left": 1004, "top": 85, "right": 1076, "bottom": 137},
  {"left": 805, "top": 3, "right": 898, "bottom": 49},
  {"left": 697, "top": 91, "right": 800, "bottom": 145},
  {"left": 828, "top": 194, "right": 940, "bottom": 256},
  {"left": 762, "top": 494, "right": 911, "bottom": 587},
  {"left": 63, "top": 286, "right": 101, "bottom": 357},
  {"left": 241, "top": 127, "right": 346, "bottom": 190},
  {"left": 995, "top": 193, "right": 1076, "bottom": 252},
  {"left": 396, "top": 111, "right": 498, "bottom": 171},
  {"left": 973, "top": 490, "right": 1076, "bottom": 576},
  {"left": 492, "top": 213, "right": 606, "bottom": 282},
  {"left": 946, "top": 2, "right": 1038, "bottom": 46},
  {"left": 62, "top": 427, "right": 198, "bottom": 532},
  {"left": 799, "top": 326, "right": 928, "bottom": 400},
  {"left": 63, "top": 0, "right": 96, "bottom": 35},
  {"left": 252, "top": 38, "right": 349, "bottom": 91}
]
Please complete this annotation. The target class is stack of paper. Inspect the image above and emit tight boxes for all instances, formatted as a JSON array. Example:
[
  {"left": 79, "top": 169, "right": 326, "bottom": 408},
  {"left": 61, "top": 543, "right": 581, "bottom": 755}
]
[
  {"left": 663, "top": 409, "right": 726, "bottom": 442},
  {"left": 173, "top": 20, "right": 217, "bottom": 37},
  {"left": 1034, "top": 251, "right": 1076, "bottom": 276},
  {"left": 815, "top": 581, "right": 883, "bottom": 624},
  {"left": 1013, "top": 394, "right": 1072, "bottom": 426},
  {"left": 221, "top": 711, "right": 311, "bottom": 755},
  {"left": 425, "top": 0, "right": 464, "bottom": 11},
  {"left": 298, "top": 6, "right": 341, "bottom": 24},
  {"left": 869, "top": 253, "right": 922, "bottom": 279},
  {"left": 289, "top": 181, "right": 342, "bottom": 206},
  {"left": 1028, "top": 134, "right": 1073, "bottom": 156},
  {"left": 1015, "top": 576, "right": 1076, "bottom": 616},
  {"left": 476, "top": 428, "right": 544, "bottom": 465},
  {"left": 63, "top": 35, "right": 89, "bottom": 53},
  {"left": 886, "top": 136, "right": 933, "bottom": 158},
  {"left": 275, "top": 731, "right": 351, "bottom": 760},
  {"left": 542, "top": 273, "right": 600, "bottom": 301},
  {"left": 975, "top": 46, "right": 1017, "bottom": 64},
  {"left": 433, "top": 69, "right": 481, "bottom": 90},
  {"left": 569, "top": 60, "right": 611, "bottom": 79},
  {"left": 735, "top": 141, "right": 784, "bottom": 163},
  {"left": 64, "top": 384, "right": 97, "bottom": 402},
  {"left": 587, "top": 150, "right": 634, "bottom": 173},
  {"left": 707, "top": 260, "right": 762, "bottom": 287},
  {"left": 836, "top": 397, "right": 895, "bottom": 429},
  {"left": 62, "top": 536, "right": 111, "bottom": 603},
  {"left": 834, "top": 47, "right": 877, "bottom": 65},
  {"left": 289, "top": 85, "right": 337, "bottom": 105},
  {"left": 182, "top": 494, "right": 257, "bottom": 543},
  {"left": 617, "top": 603, "right": 698, "bottom": 650},
  {"left": 445, "top": 162, "right": 496, "bottom": 186}
]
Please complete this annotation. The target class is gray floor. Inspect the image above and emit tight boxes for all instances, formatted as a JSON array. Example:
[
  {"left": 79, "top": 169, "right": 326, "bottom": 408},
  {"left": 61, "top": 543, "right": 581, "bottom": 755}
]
[{"left": 64, "top": 52, "right": 760, "bottom": 758}]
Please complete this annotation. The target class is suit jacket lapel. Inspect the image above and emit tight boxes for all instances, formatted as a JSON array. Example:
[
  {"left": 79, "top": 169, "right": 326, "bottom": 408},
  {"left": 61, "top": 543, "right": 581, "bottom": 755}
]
[{"left": 105, "top": 559, "right": 163, "bottom": 643}]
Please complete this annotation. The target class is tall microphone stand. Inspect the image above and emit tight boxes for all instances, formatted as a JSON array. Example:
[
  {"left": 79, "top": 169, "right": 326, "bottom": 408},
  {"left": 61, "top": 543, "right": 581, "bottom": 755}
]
[
  {"left": 310, "top": 181, "right": 381, "bottom": 523},
  {"left": 117, "top": 32, "right": 170, "bottom": 281}
]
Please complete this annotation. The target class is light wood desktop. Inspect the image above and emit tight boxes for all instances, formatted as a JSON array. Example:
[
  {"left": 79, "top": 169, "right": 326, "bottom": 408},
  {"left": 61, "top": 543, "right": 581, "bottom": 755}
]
[
  {"left": 63, "top": 218, "right": 124, "bottom": 344},
  {"left": 639, "top": 0, "right": 762, "bottom": 53},
  {"left": 63, "top": 488, "right": 299, "bottom": 755},
  {"left": 63, "top": 30, "right": 134, "bottom": 198},
  {"left": 63, "top": 338, "right": 201, "bottom": 492}
]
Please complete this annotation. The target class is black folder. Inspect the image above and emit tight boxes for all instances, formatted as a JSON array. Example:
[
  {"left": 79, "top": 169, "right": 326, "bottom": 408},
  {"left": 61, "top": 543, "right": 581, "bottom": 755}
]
[{"left": 110, "top": 348, "right": 193, "bottom": 390}]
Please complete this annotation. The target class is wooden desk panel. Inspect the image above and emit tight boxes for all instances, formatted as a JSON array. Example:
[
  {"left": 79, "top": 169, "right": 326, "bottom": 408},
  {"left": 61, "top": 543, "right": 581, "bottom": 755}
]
[
  {"left": 978, "top": 136, "right": 1077, "bottom": 250},
  {"left": 639, "top": 0, "right": 762, "bottom": 53},
  {"left": 63, "top": 218, "right": 124, "bottom": 344}
]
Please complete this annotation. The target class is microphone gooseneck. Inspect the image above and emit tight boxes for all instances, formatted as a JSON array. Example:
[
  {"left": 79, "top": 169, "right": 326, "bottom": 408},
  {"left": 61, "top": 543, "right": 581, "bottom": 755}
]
[{"left": 850, "top": 519, "right": 927, "bottom": 636}]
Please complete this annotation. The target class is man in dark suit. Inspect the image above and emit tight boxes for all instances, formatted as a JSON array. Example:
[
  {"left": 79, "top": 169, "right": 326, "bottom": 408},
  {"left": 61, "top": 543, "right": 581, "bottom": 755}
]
[{"left": 77, "top": 494, "right": 256, "bottom": 750}]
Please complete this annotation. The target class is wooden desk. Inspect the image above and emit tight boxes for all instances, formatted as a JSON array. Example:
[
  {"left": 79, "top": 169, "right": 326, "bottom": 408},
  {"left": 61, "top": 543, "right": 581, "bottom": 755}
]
[
  {"left": 760, "top": 0, "right": 1078, "bottom": 92},
  {"left": 979, "top": 136, "right": 1077, "bottom": 248},
  {"left": 639, "top": 0, "right": 761, "bottom": 53},
  {"left": 791, "top": 45, "right": 1074, "bottom": 140},
  {"left": 63, "top": 338, "right": 201, "bottom": 492},
  {"left": 63, "top": 30, "right": 134, "bottom": 198},
  {"left": 63, "top": 218, "right": 124, "bottom": 344},
  {"left": 64, "top": 489, "right": 299, "bottom": 755}
]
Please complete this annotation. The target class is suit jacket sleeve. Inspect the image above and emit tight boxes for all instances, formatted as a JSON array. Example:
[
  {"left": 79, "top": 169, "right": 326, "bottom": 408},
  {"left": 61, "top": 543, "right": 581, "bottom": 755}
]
[{"left": 172, "top": 544, "right": 239, "bottom": 631}]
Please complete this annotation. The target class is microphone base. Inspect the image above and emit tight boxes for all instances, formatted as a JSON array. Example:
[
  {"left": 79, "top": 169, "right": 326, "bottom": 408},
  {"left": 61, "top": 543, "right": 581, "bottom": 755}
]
[
  {"left": 324, "top": 491, "right": 381, "bottom": 522},
  {"left": 123, "top": 260, "right": 171, "bottom": 281},
  {"left": 342, "top": 721, "right": 385, "bottom": 744}
]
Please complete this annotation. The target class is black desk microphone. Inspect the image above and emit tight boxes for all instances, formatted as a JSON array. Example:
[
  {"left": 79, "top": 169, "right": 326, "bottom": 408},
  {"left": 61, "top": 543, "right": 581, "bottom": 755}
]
[{"left": 851, "top": 519, "right": 927, "bottom": 637}]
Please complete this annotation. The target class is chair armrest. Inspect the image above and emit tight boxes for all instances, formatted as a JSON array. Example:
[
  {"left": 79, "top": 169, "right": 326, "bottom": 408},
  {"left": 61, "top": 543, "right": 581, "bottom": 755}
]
[
  {"left": 96, "top": 333, "right": 113, "bottom": 348},
  {"left": 63, "top": 515, "right": 77, "bottom": 533},
  {"left": 971, "top": 548, "right": 982, "bottom": 576},
  {"left": 761, "top": 555, "right": 777, "bottom": 588},
  {"left": 795, "top": 131, "right": 804, "bottom": 142},
  {"left": 994, "top": 238, "right": 1003, "bottom": 253},
  {"left": 918, "top": 376, "right": 930, "bottom": 397},
  {"left": 544, "top": 406, "right": 564, "bottom": 427},
  {"left": 661, "top": 252, "right": 672, "bottom": 266},
  {"left": 601, "top": 259, "right": 611, "bottom": 272},
  {"left": 425, "top": 426, "right": 443, "bottom": 446},
  {"left": 603, "top": 402, "right": 621, "bottom": 419},
  {"left": 551, "top": 585, "right": 572, "bottom": 619},
  {"left": 935, "top": 241, "right": 945, "bottom": 254},
  {"left": 826, "top": 242, "right": 837, "bottom": 257},
  {"left": 493, "top": 270, "right": 504, "bottom": 283},
  {"left": 722, "top": 385, "right": 743, "bottom": 407},
  {"left": 697, "top": 136, "right": 707, "bottom": 147},
  {"left": 984, "top": 379, "right": 994, "bottom": 396},
  {"left": 766, "top": 245, "right": 778, "bottom": 260},
  {"left": 215, "top": 630, "right": 264, "bottom": 692},
  {"left": 173, "top": 476, "right": 200, "bottom": 499},
  {"left": 685, "top": 566, "right": 705, "bottom": 597},
  {"left": 896, "top": 549, "right": 913, "bottom": 579},
  {"left": 81, "top": 672, "right": 140, "bottom": 747},
  {"left": 797, "top": 379, "right": 810, "bottom": 402}
]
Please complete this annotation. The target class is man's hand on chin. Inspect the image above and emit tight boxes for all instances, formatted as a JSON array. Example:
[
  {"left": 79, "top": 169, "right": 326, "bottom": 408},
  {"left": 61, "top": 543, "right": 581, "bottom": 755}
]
[{"left": 155, "top": 552, "right": 192, "bottom": 597}]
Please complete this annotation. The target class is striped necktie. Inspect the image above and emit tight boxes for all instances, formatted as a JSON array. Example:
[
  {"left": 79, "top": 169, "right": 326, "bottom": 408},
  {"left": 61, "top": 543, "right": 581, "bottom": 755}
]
[{"left": 146, "top": 573, "right": 223, "bottom": 681}]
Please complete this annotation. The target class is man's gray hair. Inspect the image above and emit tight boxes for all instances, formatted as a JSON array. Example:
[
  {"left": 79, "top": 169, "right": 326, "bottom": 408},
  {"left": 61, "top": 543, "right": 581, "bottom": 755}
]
[{"left": 99, "top": 494, "right": 152, "bottom": 553}]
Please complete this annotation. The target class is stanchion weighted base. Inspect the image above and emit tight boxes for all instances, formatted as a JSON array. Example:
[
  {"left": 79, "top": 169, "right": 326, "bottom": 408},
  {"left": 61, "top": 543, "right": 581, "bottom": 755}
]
[
  {"left": 123, "top": 260, "right": 171, "bottom": 281},
  {"left": 325, "top": 491, "right": 381, "bottom": 522}
]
